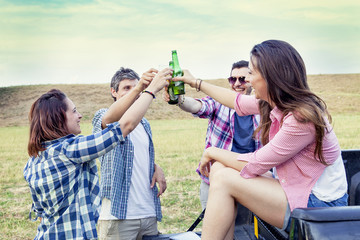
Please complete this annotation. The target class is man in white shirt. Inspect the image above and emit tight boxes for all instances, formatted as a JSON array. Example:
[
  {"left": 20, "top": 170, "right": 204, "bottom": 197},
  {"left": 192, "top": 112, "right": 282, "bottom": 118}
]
[{"left": 93, "top": 67, "right": 168, "bottom": 240}]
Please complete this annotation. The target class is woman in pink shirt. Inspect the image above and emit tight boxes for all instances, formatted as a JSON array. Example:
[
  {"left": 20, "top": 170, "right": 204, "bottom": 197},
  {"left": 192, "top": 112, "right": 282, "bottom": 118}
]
[{"left": 173, "top": 40, "right": 348, "bottom": 240}]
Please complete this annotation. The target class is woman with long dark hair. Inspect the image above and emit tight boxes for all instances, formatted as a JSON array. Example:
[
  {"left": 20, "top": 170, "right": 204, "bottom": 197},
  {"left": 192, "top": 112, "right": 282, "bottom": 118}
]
[
  {"left": 173, "top": 40, "right": 348, "bottom": 240},
  {"left": 24, "top": 68, "right": 170, "bottom": 239}
]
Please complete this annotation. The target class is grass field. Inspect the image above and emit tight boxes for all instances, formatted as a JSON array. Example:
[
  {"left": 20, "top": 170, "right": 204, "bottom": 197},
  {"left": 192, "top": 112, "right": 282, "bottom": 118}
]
[
  {"left": 0, "top": 73, "right": 359, "bottom": 239},
  {"left": 0, "top": 119, "right": 208, "bottom": 239},
  {"left": 0, "top": 115, "right": 359, "bottom": 239}
]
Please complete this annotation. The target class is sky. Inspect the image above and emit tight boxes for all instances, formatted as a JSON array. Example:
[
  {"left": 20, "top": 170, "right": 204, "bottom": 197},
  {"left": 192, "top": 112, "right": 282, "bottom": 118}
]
[{"left": 0, "top": 0, "right": 359, "bottom": 87}]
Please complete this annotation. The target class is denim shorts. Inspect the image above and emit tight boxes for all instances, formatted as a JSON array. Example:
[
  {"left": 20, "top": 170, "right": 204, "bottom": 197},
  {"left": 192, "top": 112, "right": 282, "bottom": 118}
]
[{"left": 282, "top": 193, "right": 348, "bottom": 232}]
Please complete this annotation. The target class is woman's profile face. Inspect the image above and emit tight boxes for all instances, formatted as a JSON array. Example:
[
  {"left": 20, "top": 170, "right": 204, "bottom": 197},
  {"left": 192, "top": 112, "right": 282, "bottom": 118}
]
[
  {"left": 248, "top": 58, "right": 269, "bottom": 103},
  {"left": 65, "top": 97, "right": 82, "bottom": 135}
]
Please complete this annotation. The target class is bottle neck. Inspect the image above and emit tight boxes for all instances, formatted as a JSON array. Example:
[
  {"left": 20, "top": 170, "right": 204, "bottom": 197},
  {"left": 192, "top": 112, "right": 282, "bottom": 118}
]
[{"left": 172, "top": 52, "right": 182, "bottom": 77}]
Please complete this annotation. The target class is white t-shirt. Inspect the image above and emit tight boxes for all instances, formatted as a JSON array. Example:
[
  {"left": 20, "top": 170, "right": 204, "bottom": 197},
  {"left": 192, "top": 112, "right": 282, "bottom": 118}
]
[
  {"left": 312, "top": 154, "right": 348, "bottom": 201},
  {"left": 99, "top": 123, "right": 156, "bottom": 220},
  {"left": 272, "top": 154, "right": 347, "bottom": 202}
]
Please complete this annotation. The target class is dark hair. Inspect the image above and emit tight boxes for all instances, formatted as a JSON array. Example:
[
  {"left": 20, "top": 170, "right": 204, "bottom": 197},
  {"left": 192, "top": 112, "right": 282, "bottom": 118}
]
[
  {"left": 110, "top": 67, "right": 140, "bottom": 101},
  {"left": 230, "top": 60, "right": 249, "bottom": 75},
  {"left": 28, "top": 89, "right": 70, "bottom": 157},
  {"left": 251, "top": 40, "right": 330, "bottom": 164},
  {"left": 232, "top": 60, "right": 249, "bottom": 70}
]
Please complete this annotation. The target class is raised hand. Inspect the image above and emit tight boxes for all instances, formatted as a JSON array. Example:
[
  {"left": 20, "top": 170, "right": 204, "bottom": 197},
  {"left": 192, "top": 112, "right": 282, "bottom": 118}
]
[
  {"left": 146, "top": 67, "right": 172, "bottom": 94},
  {"left": 172, "top": 69, "right": 197, "bottom": 88},
  {"left": 162, "top": 87, "right": 170, "bottom": 102},
  {"left": 137, "top": 68, "right": 158, "bottom": 92}
]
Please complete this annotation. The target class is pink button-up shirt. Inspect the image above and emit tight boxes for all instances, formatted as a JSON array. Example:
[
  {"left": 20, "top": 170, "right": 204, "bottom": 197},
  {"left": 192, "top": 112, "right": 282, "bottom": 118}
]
[{"left": 234, "top": 94, "right": 341, "bottom": 211}]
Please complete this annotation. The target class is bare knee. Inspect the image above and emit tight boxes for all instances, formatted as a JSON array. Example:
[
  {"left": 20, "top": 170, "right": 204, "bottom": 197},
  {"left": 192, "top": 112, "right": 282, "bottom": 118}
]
[
  {"left": 209, "top": 162, "right": 226, "bottom": 182},
  {"left": 209, "top": 167, "right": 248, "bottom": 198},
  {"left": 209, "top": 166, "right": 230, "bottom": 189}
]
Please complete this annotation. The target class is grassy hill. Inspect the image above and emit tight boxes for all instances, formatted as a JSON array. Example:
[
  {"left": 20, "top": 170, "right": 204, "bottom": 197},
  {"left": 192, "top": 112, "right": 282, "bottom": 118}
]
[{"left": 1, "top": 73, "right": 360, "bottom": 127}]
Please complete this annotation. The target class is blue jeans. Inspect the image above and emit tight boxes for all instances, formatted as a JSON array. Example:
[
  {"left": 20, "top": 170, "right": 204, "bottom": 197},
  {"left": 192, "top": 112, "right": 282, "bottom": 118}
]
[
  {"left": 284, "top": 193, "right": 348, "bottom": 232},
  {"left": 307, "top": 193, "right": 348, "bottom": 208}
]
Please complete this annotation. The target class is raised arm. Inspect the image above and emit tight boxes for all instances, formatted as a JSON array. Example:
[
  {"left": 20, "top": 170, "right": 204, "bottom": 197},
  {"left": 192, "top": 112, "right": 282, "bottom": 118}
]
[
  {"left": 101, "top": 70, "right": 154, "bottom": 129},
  {"left": 173, "top": 70, "right": 237, "bottom": 109},
  {"left": 178, "top": 95, "right": 202, "bottom": 113},
  {"left": 119, "top": 68, "right": 171, "bottom": 137},
  {"left": 162, "top": 90, "right": 202, "bottom": 113}
]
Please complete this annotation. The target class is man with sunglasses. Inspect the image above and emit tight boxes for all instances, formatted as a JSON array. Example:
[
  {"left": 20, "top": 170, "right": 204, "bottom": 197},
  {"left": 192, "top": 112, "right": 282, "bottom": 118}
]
[{"left": 163, "top": 60, "right": 260, "bottom": 210}]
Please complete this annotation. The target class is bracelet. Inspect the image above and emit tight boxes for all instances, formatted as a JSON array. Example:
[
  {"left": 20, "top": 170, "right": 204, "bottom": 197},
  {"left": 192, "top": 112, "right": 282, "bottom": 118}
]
[
  {"left": 177, "top": 95, "right": 185, "bottom": 106},
  {"left": 196, "top": 79, "right": 203, "bottom": 92},
  {"left": 142, "top": 90, "right": 156, "bottom": 99}
]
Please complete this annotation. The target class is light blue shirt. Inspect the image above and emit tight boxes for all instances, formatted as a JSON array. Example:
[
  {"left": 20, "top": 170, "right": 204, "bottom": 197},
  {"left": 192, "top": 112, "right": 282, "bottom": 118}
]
[{"left": 92, "top": 109, "right": 162, "bottom": 221}]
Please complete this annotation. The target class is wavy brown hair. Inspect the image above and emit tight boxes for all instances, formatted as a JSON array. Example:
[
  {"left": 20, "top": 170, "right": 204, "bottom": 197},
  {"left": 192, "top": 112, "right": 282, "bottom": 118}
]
[
  {"left": 251, "top": 40, "right": 331, "bottom": 164},
  {"left": 28, "top": 89, "right": 71, "bottom": 157}
]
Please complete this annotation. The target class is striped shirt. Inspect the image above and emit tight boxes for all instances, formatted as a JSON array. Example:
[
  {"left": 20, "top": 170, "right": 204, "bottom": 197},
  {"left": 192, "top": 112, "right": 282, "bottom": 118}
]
[
  {"left": 92, "top": 109, "right": 162, "bottom": 221},
  {"left": 23, "top": 122, "right": 124, "bottom": 240},
  {"left": 194, "top": 96, "right": 260, "bottom": 184},
  {"left": 234, "top": 94, "right": 346, "bottom": 211}
]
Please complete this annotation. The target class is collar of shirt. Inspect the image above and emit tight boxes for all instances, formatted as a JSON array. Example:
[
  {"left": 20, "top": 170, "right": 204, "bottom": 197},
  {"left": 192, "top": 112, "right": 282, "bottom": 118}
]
[
  {"left": 269, "top": 106, "right": 283, "bottom": 123},
  {"left": 43, "top": 134, "right": 76, "bottom": 148}
]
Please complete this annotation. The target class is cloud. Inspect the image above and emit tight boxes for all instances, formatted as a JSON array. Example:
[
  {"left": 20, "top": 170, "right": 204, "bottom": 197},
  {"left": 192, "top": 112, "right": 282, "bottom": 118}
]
[{"left": 0, "top": 0, "right": 359, "bottom": 87}]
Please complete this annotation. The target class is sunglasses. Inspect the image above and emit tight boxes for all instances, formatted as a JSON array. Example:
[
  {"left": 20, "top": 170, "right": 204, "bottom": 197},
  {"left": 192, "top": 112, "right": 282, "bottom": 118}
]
[{"left": 228, "top": 76, "right": 246, "bottom": 85}]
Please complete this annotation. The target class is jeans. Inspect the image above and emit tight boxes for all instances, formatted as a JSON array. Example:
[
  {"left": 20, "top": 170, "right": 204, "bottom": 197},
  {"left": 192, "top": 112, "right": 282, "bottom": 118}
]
[
  {"left": 284, "top": 193, "right": 348, "bottom": 232},
  {"left": 307, "top": 193, "right": 348, "bottom": 208}
]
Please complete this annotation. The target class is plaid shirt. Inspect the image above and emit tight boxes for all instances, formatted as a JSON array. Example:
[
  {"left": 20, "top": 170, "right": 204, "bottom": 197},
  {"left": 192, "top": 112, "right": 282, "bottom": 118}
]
[
  {"left": 92, "top": 109, "right": 162, "bottom": 221},
  {"left": 194, "top": 96, "right": 260, "bottom": 184},
  {"left": 23, "top": 122, "right": 124, "bottom": 240}
]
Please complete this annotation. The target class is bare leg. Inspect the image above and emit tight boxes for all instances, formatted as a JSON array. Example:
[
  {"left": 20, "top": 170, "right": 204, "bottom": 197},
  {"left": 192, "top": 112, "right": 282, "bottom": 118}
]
[
  {"left": 223, "top": 204, "right": 237, "bottom": 240},
  {"left": 201, "top": 165, "right": 287, "bottom": 240},
  {"left": 209, "top": 162, "right": 237, "bottom": 240}
]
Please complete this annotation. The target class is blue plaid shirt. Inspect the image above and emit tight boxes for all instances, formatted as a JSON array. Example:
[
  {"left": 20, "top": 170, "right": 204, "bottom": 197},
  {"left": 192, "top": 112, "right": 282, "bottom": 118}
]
[
  {"left": 23, "top": 122, "right": 124, "bottom": 240},
  {"left": 92, "top": 109, "right": 162, "bottom": 221}
]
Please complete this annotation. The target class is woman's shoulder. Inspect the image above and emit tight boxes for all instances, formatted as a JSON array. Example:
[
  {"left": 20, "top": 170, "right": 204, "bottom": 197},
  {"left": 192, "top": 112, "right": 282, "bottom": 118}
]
[{"left": 281, "top": 111, "right": 316, "bottom": 132}]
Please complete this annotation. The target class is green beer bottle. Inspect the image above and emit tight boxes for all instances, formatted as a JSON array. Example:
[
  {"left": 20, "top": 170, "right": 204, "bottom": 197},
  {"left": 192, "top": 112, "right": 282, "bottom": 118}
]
[
  {"left": 171, "top": 50, "right": 185, "bottom": 95},
  {"left": 167, "top": 60, "right": 179, "bottom": 105}
]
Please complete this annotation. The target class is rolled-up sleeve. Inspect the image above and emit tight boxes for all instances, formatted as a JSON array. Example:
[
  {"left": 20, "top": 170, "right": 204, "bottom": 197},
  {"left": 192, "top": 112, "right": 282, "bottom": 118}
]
[
  {"left": 192, "top": 96, "right": 216, "bottom": 119},
  {"left": 92, "top": 108, "right": 107, "bottom": 133}
]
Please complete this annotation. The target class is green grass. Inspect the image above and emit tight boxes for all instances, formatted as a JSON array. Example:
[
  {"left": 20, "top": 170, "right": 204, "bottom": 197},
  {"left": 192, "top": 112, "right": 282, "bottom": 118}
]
[
  {"left": 0, "top": 126, "right": 39, "bottom": 240},
  {"left": 332, "top": 114, "right": 360, "bottom": 149},
  {"left": 0, "top": 116, "right": 359, "bottom": 239}
]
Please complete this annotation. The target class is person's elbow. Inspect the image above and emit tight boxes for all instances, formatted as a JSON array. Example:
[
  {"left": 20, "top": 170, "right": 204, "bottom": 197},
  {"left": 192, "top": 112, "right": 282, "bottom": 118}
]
[
  {"left": 102, "top": 113, "right": 122, "bottom": 129},
  {"left": 100, "top": 116, "right": 112, "bottom": 129},
  {"left": 119, "top": 120, "right": 136, "bottom": 137}
]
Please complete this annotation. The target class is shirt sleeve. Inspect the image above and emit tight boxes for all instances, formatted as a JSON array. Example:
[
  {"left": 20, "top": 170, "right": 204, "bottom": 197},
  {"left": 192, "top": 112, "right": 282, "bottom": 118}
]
[
  {"left": 62, "top": 122, "right": 124, "bottom": 163},
  {"left": 92, "top": 108, "right": 107, "bottom": 133},
  {"left": 238, "top": 113, "right": 316, "bottom": 178},
  {"left": 192, "top": 96, "right": 217, "bottom": 119},
  {"left": 234, "top": 94, "right": 260, "bottom": 116}
]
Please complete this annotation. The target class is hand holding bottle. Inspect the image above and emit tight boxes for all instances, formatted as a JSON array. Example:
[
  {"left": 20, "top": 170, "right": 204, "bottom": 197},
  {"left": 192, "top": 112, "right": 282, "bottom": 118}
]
[
  {"left": 162, "top": 89, "right": 170, "bottom": 102},
  {"left": 172, "top": 69, "right": 198, "bottom": 89}
]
